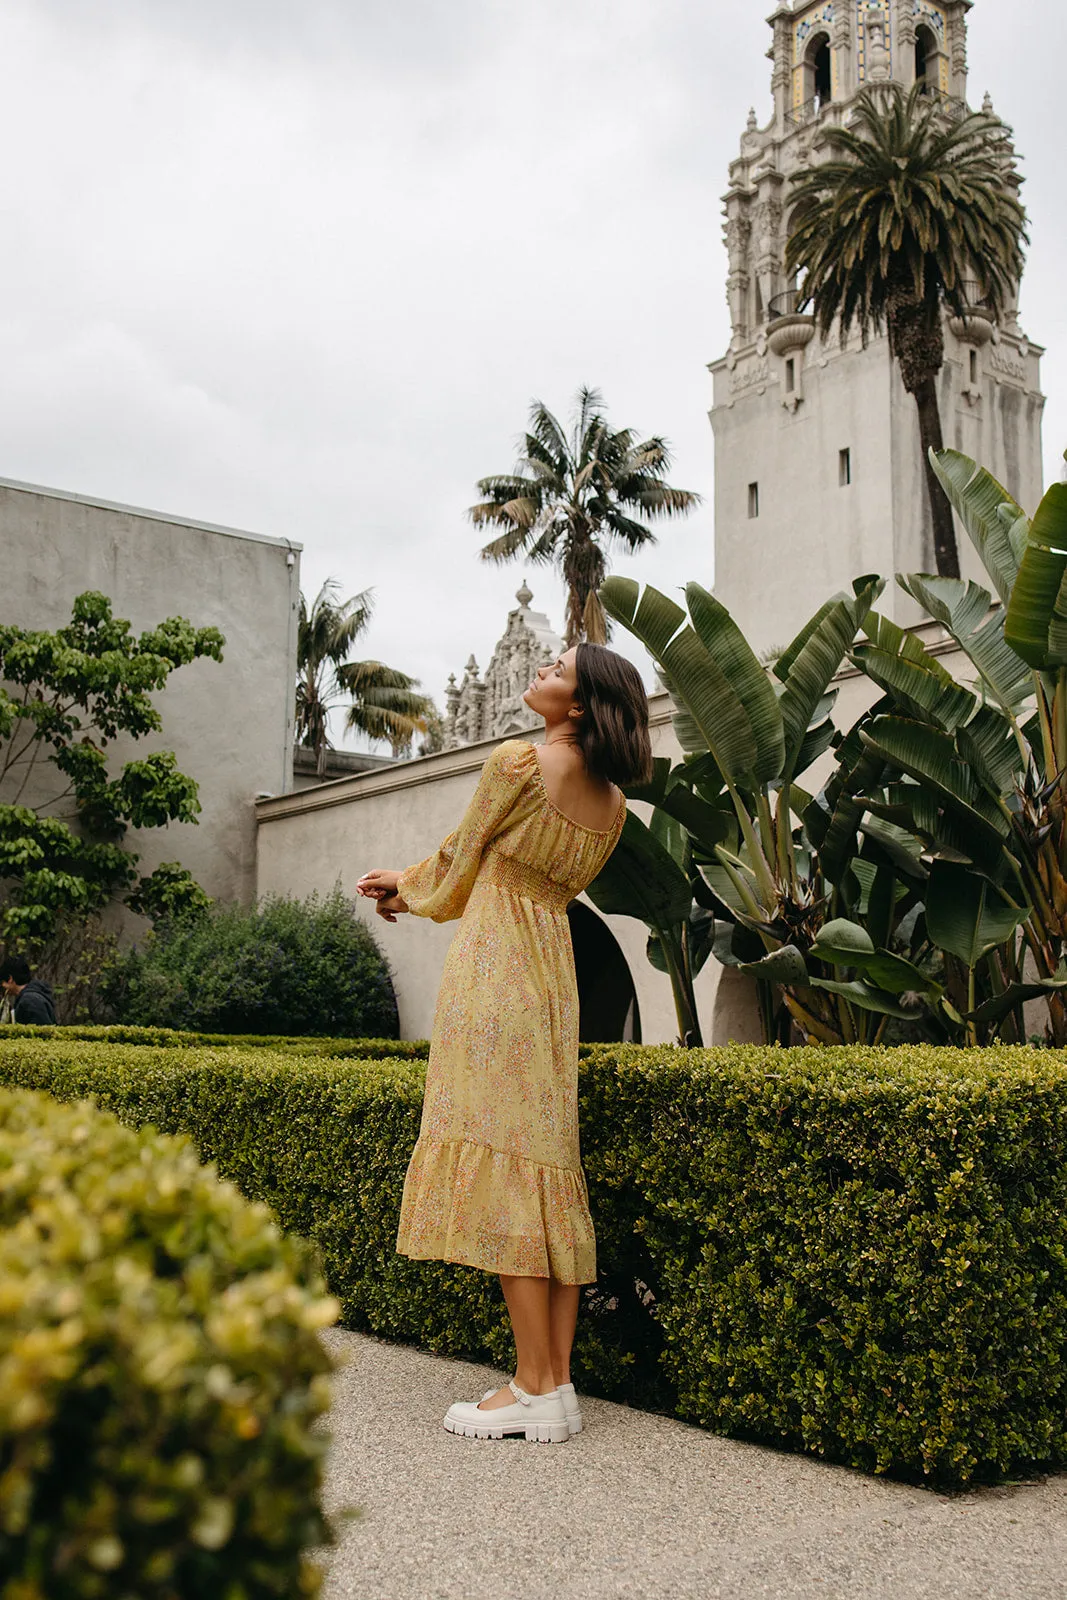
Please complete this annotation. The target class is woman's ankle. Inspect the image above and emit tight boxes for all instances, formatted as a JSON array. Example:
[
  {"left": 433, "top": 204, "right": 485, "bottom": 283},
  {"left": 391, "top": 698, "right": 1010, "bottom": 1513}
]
[{"left": 515, "top": 1368, "right": 557, "bottom": 1397}]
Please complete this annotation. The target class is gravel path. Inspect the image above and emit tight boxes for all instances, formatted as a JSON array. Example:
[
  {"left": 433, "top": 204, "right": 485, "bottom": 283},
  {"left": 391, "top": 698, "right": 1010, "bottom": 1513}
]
[{"left": 319, "top": 1329, "right": 1067, "bottom": 1600}]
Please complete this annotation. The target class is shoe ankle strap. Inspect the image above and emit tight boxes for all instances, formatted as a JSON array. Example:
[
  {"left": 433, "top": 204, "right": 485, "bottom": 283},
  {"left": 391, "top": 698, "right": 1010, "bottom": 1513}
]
[{"left": 508, "top": 1380, "right": 532, "bottom": 1406}]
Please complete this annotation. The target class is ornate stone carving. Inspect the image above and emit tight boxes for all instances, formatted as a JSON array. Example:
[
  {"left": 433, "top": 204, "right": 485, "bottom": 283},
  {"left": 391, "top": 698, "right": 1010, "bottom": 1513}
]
[{"left": 444, "top": 582, "right": 564, "bottom": 749}]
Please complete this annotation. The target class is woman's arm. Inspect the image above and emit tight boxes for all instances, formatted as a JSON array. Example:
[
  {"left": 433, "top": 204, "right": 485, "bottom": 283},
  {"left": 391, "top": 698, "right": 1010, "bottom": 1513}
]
[{"left": 362, "top": 742, "right": 532, "bottom": 925}]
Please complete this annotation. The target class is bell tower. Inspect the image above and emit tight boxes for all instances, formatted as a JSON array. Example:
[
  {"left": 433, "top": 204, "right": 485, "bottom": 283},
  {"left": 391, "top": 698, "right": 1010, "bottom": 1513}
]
[{"left": 709, "top": 1, "right": 1045, "bottom": 649}]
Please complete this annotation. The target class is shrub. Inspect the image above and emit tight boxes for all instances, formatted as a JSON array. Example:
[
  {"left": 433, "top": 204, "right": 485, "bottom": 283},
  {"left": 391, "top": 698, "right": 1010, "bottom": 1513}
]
[
  {"left": 5, "top": 1039, "right": 1067, "bottom": 1483},
  {"left": 101, "top": 887, "right": 398, "bottom": 1038},
  {"left": 0, "top": 1085, "right": 337, "bottom": 1598},
  {"left": 0, "top": 1022, "right": 427, "bottom": 1059}
]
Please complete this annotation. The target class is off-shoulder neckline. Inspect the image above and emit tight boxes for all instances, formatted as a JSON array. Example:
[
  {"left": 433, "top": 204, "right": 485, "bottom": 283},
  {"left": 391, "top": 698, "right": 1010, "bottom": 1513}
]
[{"left": 521, "top": 742, "right": 625, "bottom": 836}]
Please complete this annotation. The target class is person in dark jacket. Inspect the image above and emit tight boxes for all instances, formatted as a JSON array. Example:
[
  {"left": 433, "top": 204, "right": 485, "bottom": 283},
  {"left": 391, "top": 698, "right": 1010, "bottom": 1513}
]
[{"left": 0, "top": 956, "right": 57, "bottom": 1024}]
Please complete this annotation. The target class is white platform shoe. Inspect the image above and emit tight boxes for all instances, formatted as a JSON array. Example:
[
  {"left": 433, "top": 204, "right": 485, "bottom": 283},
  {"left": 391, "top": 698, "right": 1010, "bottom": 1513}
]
[
  {"left": 557, "top": 1381, "right": 583, "bottom": 1436},
  {"left": 444, "top": 1380, "right": 570, "bottom": 1443}
]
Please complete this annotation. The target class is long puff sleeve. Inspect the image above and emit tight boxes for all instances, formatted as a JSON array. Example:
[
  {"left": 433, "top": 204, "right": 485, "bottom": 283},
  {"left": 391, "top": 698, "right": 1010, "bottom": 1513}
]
[{"left": 397, "top": 741, "right": 537, "bottom": 923}]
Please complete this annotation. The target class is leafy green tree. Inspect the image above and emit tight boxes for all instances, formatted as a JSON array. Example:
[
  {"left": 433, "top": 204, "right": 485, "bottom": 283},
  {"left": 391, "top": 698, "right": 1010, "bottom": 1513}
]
[
  {"left": 469, "top": 386, "right": 701, "bottom": 646},
  {"left": 0, "top": 592, "right": 221, "bottom": 946},
  {"left": 295, "top": 581, "right": 435, "bottom": 774},
  {"left": 786, "top": 83, "right": 1026, "bottom": 579}
]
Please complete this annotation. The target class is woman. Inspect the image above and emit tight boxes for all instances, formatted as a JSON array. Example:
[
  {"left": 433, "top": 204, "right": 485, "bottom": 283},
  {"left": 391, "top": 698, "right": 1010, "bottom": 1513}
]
[{"left": 357, "top": 641, "right": 651, "bottom": 1444}]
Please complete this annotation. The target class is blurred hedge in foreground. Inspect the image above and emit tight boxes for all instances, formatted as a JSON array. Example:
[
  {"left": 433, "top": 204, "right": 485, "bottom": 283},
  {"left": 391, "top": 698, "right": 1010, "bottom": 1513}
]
[
  {"left": 3, "top": 1037, "right": 1067, "bottom": 1486},
  {"left": 0, "top": 1086, "right": 337, "bottom": 1599}
]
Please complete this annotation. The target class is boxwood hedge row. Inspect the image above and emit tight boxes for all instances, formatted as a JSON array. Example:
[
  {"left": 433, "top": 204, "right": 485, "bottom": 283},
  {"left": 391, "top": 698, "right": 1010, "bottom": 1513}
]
[
  {"left": 0, "top": 1084, "right": 337, "bottom": 1599},
  {"left": 3, "top": 1035, "right": 1066, "bottom": 1486},
  {"left": 0, "top": 1022, "right": 429, "bottom": 1060}
]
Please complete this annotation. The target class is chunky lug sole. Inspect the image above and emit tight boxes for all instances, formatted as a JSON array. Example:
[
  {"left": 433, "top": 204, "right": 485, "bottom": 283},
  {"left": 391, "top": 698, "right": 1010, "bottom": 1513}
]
[{"left": 444, "top": 1412, "right": 570, "bottom": 1444}]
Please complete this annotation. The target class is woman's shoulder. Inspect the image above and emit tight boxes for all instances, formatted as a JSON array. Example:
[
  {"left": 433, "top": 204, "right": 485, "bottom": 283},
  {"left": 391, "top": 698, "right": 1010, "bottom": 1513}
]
[{"left": 482, "top": 739, "right": 539, "bottom": 779}]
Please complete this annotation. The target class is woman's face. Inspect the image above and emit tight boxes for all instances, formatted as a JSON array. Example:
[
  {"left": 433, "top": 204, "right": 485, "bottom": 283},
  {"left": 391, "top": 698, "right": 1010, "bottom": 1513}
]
[{"left": 523, "top": 647, "right": 581, "bottom": 725}]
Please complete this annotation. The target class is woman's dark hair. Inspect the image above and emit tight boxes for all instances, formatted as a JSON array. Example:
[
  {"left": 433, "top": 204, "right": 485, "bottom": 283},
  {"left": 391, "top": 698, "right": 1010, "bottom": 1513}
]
[{"left": 574, "top": 642, "right": 653, "bottom": 788}]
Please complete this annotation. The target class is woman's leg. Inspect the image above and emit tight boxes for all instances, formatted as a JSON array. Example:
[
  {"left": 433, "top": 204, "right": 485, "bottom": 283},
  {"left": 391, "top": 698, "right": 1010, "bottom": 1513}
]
[
  {"left": 478, "top": 1274, "right": 580, "bottom": 1409},
  {"left": 478, "top": 1274, "right": 556, "bottom": 1409},
  {"left": 548, "top": 1280, "right": 580, "bottom": 1387}
]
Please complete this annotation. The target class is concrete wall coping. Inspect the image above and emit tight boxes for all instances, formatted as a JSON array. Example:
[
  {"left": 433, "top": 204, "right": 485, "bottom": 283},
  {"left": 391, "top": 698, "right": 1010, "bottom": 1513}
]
[
  {"left": 255, "top": 612, "right": 960, "bottom": 827},
  {"left": 0, "top": 475, "right": 302, "bottom": 554}
]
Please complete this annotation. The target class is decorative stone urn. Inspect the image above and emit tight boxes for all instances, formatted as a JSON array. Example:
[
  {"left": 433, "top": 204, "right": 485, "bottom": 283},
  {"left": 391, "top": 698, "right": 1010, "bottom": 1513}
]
[
  {"left": 948, "top": 305, "right": 995, "bottom": 346},
  {"left": 767, "top": 313, "right": 816, "bottom": 357}
]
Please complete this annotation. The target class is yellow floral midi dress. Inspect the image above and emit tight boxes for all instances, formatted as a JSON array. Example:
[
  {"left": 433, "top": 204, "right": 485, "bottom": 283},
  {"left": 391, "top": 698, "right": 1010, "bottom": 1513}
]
[{"left": 395, "top": 739, "right": 626, "bottom": 1285}]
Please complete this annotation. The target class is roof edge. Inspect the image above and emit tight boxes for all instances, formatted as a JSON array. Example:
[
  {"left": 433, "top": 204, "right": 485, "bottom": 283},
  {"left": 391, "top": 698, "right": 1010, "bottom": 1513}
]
[{"left": 0, "top": 475, "right": 302, "bottom": 553}]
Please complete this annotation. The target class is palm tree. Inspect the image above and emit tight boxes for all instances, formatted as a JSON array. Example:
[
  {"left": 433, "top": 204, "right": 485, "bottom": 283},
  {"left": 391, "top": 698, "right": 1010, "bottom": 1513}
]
[
  {"left": 469, "top": 387, "right": 701, "bottom": 646},
  {"left": 295, "top": 581, "right": 435, "bottom": 775},
  {"left": 785, "top": 83, "right": 1027, "bottom": 578}
]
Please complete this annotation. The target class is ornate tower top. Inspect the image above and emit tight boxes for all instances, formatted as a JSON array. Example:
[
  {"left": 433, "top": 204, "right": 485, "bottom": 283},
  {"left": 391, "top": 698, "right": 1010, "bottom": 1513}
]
[{"left": 443, "top": 583, "right": 564, "bottom": 750}]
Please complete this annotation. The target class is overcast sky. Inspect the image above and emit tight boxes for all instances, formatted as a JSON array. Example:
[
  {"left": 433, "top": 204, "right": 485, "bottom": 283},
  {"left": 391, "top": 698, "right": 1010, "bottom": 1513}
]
[{"left": 2, "top": 0, "right": 1063, "bottom": 748}]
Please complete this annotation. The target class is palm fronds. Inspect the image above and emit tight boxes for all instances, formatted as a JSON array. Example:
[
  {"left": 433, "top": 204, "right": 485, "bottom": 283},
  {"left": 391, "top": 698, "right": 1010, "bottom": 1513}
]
[{"left": 469, "top": 387, "right": 701, "bottom": 646}]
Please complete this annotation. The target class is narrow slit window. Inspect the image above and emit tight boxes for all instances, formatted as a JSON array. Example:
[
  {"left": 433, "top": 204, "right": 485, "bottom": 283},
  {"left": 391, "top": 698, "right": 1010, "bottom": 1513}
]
[
  {"left": 839, "top": 448, "right": 851, "bottom": 486},
  {"left": 748, "top": 482, "right": 760, "bottom": 519},
  {"left": 785, "top": 358, "right": 796, "bottom": 393},
  {"left": 969, "top": 349, "right": 978, "bottom": 384}
]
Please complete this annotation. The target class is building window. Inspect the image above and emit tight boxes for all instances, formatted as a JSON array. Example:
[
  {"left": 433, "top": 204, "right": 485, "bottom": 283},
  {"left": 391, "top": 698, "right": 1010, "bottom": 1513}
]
[
  {"left": 785, "top": 358, "right": 796, "bottom": 393},
  {"left": 915, "top": 25, "right": 937, "bottom": 93},
  {"left": 748, "top": 482, "right": 760, "bottom": 519},
  {"left": 839, "top": 448, "right": 851, "bottom": 487},
  {"left": 969, "top": 349, "right": 978, "bottom": 384},
  {"left": 813, "top": 39, "right": 832, "bottom": 107}
]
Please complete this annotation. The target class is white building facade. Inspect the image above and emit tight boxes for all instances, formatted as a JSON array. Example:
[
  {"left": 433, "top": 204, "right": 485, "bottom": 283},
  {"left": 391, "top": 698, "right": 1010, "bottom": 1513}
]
[{"left": 710, "top": 0, "right": 1045, "bottom": 651}]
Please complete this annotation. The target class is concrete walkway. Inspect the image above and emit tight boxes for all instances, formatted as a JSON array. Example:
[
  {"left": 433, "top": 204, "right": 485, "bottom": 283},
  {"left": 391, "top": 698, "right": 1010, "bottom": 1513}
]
[{"left": 319, "top": 1330, "right": 1067, "bottom": 1600}]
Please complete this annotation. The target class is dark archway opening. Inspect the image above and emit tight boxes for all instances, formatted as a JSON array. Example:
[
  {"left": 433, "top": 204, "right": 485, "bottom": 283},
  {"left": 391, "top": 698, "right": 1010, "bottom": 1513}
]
[
  {"left": 915, "top": 25, "right": 935, "bottom": 90},
  {"left": 812, "top": 37, "right": 832, "bottom": 106},
  {"left": 568, "top": 902, "right": 640, "bottom": 1042}
]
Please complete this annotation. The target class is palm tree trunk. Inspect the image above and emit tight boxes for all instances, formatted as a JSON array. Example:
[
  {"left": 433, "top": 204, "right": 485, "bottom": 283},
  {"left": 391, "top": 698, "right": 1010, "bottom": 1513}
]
[
  {"left": 913, "top": 377, "right": 960, "bottom": 579},
  {"left": 888, "top": 290, "right": 960, "bottom": 580}
]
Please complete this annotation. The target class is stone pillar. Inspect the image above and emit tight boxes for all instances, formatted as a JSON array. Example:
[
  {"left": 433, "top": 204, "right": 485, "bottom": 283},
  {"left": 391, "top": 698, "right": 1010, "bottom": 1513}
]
[
  {"left": 767, "top": 5, "right": 794, "bottom": 132},
  {"left": 831, "top": 5, "right": 854, "bottom": 100},
  {"left": 724, "top": 198, "right": 752, "bottom": 345},
  {"left": 946, "top": 1, "right": 968, "bottom": 99},
  {"left": 754, "top": 180, "right": 784, "bottom": 324}
]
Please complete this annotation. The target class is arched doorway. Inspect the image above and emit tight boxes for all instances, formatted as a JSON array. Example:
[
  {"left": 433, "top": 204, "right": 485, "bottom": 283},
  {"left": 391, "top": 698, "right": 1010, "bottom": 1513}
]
[{"left": 567, "top": 902, "right": 641, "bottom": 1042}]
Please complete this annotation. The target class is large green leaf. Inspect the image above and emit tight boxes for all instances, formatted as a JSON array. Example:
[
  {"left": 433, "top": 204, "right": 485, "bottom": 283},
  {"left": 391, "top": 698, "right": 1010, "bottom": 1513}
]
[
  {"left": 851, "top": 640, "right": 975, "bottom": 731},
  {"left": 585, "top": 810, "right": 693, "bottom": 927},
  {"left": 601, "top": 578, "right": 761, "bottom": 787},
  {"left": 924, "top": 860, "right": 1027, "bottom": 967},
  {"left": 954, "top": 706, "right": 1020, "bottom": 799},
  {"left": 859, "top": 716, "right": 1009, "bottom": 843},
  {"left": 807, "top": 978, "right": 919, "bottom": 1018},
  {"left": 686, "top": 582, "right": 784, "bottom": 783},
  {"left": 737, "top": 944, "right": 809, "bottom": 986},
  {"left": 1005, "top": 483, "right": 1067, "bottom": 668},
  {"left": 777, "top": 575, "right": 884, "bottom": 779},
  {"left": 811, "top": 917, "right": 875, "bottom": 961},
  {"left": 897, "top": 573, "right": 1031, "bottom": 712},
  {"left": 961, "top": 965, "right": 1067, "bottom": 1024},
  {"left": 929, "top": 448, "right": 1025, "bottom": 606}
]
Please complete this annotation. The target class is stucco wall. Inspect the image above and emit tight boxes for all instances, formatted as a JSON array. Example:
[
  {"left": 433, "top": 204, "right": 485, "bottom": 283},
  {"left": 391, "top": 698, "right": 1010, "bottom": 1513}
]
[{"left": 0, "top": 477, "right": 299, "bottom": 915}]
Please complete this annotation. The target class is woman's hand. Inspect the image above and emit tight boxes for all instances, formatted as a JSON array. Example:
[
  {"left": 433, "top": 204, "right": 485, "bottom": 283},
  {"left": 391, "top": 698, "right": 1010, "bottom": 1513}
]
[
  {"left": 372, "top": 892, "right": 408, "bottom": 924},
  {"left": 357, "top": 869, "right": 401, "bottom": 899},
  {"left": 357, "top": 870, "right": 408, "bottom": 923}
]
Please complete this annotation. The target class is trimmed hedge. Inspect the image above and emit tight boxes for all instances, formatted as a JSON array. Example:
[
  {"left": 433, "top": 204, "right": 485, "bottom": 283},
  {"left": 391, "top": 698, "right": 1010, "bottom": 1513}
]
[
  {"left": 0, "top": 1022, "right": 429, "bottom": 1060},
  {"left": 0, "top": 1085, "right": 337, "bottom": 1598},
  {"left": 3, "top": 1037, "right": 1067, "bottom": 1485}
]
